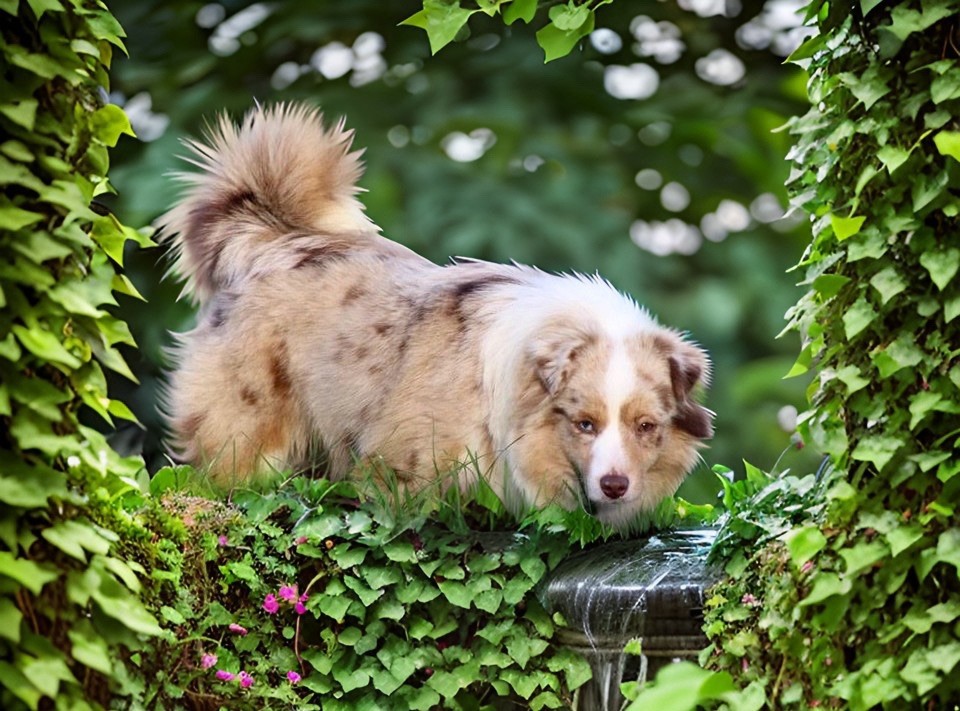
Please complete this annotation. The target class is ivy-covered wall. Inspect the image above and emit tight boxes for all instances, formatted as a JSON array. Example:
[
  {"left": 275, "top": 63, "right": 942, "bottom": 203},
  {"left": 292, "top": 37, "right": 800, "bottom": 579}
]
[
  {"left": 0, "top": 0, "right": 162, "bottom": 706},
  {"left": 703, "top": 1, "right": 960, "bottom": 707}
]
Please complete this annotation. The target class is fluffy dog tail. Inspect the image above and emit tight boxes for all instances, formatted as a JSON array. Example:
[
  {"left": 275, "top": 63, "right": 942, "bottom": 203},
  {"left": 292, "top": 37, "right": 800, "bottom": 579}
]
[{"left": 161, "top": 103, "right": 377, "bottom": 302}]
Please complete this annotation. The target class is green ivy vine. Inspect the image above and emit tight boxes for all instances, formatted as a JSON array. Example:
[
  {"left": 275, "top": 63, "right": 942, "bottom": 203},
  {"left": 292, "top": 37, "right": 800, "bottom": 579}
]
[
  {"left": 0, "top": 0, "right": 160, "bottom": 707},
  {"left": 698, "top": 1, "right": 960, "bottom": 708}
]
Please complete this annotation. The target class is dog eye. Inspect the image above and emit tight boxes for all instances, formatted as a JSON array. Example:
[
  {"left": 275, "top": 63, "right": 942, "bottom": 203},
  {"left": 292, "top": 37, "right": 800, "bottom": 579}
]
[
  {"left": 575, "top": 419, "right": 596, "bottom": 434},
  {"left": 636, "top": 421, "right": 657, "bottom": 435}
]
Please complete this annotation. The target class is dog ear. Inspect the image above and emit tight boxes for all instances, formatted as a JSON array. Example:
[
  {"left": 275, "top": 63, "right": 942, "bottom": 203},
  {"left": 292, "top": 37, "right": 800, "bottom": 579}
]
[
  {"left": 667, "top": 341, "right": 714, "bottom": 439},
  {"left": 530, "top": 328, "right": 592, "bottom": 396}
]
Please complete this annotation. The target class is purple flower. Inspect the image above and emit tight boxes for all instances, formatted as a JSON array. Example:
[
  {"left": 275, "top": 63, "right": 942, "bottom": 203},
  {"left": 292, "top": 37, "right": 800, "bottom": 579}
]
[
  {"left": 228, "top": 623, "right": 248, "bottom": 636},
  {"left": 263, "top": 593, "right": 280, "bottom": 614},
  {"left": 218, "top": 535, "right": 229, "bottom": 546},
  {"left": 238, "top": 671, "right": 254, "bottom": 688},
  {"left": 278, "top": 585, "right": 298, "bottom": 602},
  {"left": 215, "top": 670, "right": 235, "bottom": 682},
  {"left": 287, "top": 670, "right": 302, "bottom": 684},
  {"left": 201, "top": 653, "right": 217, "bottom": 669}
]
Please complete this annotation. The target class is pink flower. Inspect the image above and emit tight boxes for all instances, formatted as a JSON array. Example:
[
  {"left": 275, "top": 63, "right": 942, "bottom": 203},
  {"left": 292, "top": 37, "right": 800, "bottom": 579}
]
[
  {"left": 238, "top": 671, "right": 254, "bottom": 688},
  {"left": 278, "top": 585, "right": 298, "bottom": 602},
  {"left": 741, "top": 593, "right": 759, "bottom": 607},
  {"left": 218, "top": 535, "right": 229, "bottom": 546},
  {"left": 801, "top": 560, "right": 814, "bottom": 574},
  {"left": 294, "top": 536, "right": 308, "bottom": 545},
  {"left": 263, "top": 593, "right": 280, "bottom": 614},
  {"left": 287, "top": 670, "right": 302, "bottom": 684},
  {"left": 295, "top": 592, "right": 309, "bottom": 614},
  {"left": 215, "top": 670, "right": 235, "bottom": 682},
  {"left": 228, "top": 623, "right": 248, "bottom": 635},
  {"left": 201, "top": 653, "right": 217, "bottom": 669}
]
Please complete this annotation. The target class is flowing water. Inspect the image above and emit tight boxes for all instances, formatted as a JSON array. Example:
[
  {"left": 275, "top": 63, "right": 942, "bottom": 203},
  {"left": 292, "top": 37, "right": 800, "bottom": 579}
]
[{"left": 539, "top": 528, "right": 720, "bottom": 710}]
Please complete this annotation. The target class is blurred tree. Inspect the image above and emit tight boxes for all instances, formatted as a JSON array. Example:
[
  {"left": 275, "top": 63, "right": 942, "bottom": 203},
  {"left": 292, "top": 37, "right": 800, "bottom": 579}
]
[{"left": 104, "top": 0, "right": 822, "bottom": 500}]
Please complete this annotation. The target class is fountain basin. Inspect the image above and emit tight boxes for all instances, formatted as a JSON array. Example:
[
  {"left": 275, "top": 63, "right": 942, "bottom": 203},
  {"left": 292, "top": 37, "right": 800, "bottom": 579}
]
[{"left": 540, "top": 528, "right": 720, "bottom": 709}]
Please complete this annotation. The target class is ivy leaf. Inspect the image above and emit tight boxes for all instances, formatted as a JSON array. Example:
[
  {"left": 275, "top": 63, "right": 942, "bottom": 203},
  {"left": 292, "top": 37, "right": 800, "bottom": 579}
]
[
  {"left": 332, "top": 666, "right": 370, "bottom": 693},
  {"left": 785, "top": 525, "right": 827, "bottom": 568},
  {"left": 503, "top": 0, "right": 536, "bottom": 25},
  {"left": 0, "top": 199, "right": 43, "bottom": 230},
  {"left": 0, "top": 454, "right": 68, "bottom": 507},
  {"left": 902, "top": 649, "right": 940, "bottom": 696},
  {"left": 330, "top": 543, "right": 367, "bottom": 569},
  {"left": 903, "top": 600, "right": 960, "bottom": 633},
  {"left": 406, "top": 686, "right": 441, "bottom": 710},
  {"left": 438, "top": 580, "right": 472, "bottom": 608},
  {"left": 912, "top": 170, "right": 949, "bottom": 212},
  {"left": 520, "top": 556, "right": 546, "bottom": 583},
  {"left": 0, "top": 552, "right": 59, "bottom": 594},
  {"left": 12, "top": 325, "right": 83, "bottom": 369},
  {"left": 90, "top": 104, "right": 134, "bottom": 147},
  {"left": 835, "top": 364, "right": 870, "bottom": 394},
  {"left": 536, "top": 10, "right": 595, "bottom": 62},
  {"left": 315, "top": 594, "right": 351, "bottom": 622},
  {"left": 624, "top": 661, "right": 735, "bottom": 706},
  {"left": 812, "top": 273, "right": 850, "bottom": 298},
  {"left": 0, "top": 99, "right": 38, "bottom": 130},
  {"left": 840, "top": 66, "right": 891, "bottom": 109},
  {"left": 548, "top": 2, "right": 591, "bottom": 31},
  {"left": 931, "top": 72, "right": 960, "bottom": 104},
  {"left": 871, "top": 333, "right": 924, "bottom": 378},
  {"left": 428, "top": 667, "right": 475, "bottom": 698},
  {"left": 401, "top": 1, "right": 476, "bottom": 55},
  {"left": 0, "top": 597, "right": 23, "bottom": 644},
  {"left": 41, "top": 520, "right": 113, "bottom": 563},
  {"left": 506, "top": 634, "right": 548, "bottom": 669},
  {"left": 474, "top": 588, "right": 504, "bottom": 613},
  {"left": 929, "top": 640, "right": 960, "bottom": 676},
  {"left": 839, "top": 540, "right": 888, "bottom": 576},
  {"left": 936, "top": 529, "right": 960, "bottom": 572},
  {"left": 842, "top": 297, "right": 877, "bottom": 340},
  {"left": 547, "top": 648, "right": 593, "bottom": 690},
  {"left": 886, "top": 524, "right": 925, "bottom": 557},
  {"left": 933, "top": 131, "right": 960, "bottom": 162},
  {"left": 798, "top": 572, "right": 853, "bottom": 606},
  {"left": 67, "top": 625, "right": 113, "bottom": 675},
  {"left": 884, "top": 3, "right": 955, "bottom": 41},
  {"left": 338, "top": 626, "right": 362, "bottom": 646},
  {"left": 382, "top": 539, "right": 417, "bottom": 563},
  {"left": 869, "top": 266, "right": 907, "bottom": 304},
  {"left": 919, "top": 248, "right": 959, "bottom": 290},
  {"left": 850, "top": 435, "right": 903, "bottom": 471},
  {"left": 877, "top": 144, "right": 911, "bottom": 173},
  {"left": 909, "top": 391, "right": 942, "bottom": 430}
]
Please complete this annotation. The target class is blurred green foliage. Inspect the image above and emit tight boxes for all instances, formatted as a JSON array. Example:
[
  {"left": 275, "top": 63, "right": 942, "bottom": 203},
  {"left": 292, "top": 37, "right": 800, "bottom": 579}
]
[{"left": 103, "top": 0, "right": 822, "bottom": 500}]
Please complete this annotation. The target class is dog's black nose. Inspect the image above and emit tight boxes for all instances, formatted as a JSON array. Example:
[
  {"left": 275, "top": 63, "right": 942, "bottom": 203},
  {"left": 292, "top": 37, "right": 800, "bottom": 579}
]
[{"left": 600, "top": 473, "right": 629, "bottom": 500}]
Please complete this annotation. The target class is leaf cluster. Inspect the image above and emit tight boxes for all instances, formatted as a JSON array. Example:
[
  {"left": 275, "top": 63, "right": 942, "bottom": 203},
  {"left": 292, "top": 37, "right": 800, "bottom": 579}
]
[
  {"left": 699, "top": 1, "right": 960, "bottom": 707},
  {"left": 0, "top": 1, "right": 162, "bottom": 708},
  {"left": 136, "top": 471, "right": 630, "bottom": 709},
  {"left": 402, "top": 0, "right": 609, "bottom": 63}
]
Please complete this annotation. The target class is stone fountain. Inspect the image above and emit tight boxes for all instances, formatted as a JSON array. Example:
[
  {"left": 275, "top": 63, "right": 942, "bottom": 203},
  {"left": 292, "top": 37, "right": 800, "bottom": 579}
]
[{"left": 540, "top": 528, "right": 720, "bottom": 710}]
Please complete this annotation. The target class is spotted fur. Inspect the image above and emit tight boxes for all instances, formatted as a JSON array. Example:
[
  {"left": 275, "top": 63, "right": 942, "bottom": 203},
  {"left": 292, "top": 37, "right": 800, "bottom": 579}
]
[{"left": 161, "top": 104, "right": 714, "bottom": 528}]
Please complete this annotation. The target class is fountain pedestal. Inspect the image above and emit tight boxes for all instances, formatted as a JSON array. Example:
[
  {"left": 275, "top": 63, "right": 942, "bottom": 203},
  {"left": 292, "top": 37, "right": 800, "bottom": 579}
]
[{"left": 540, "top": 528, "right": 719, "bottom": 710}]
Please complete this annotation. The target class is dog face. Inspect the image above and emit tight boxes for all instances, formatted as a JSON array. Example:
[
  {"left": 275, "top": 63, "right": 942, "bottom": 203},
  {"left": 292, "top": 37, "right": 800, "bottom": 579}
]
[{"left": 534, "top": 329, "right": 712, "bottom": 526}]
